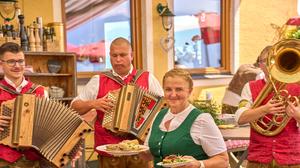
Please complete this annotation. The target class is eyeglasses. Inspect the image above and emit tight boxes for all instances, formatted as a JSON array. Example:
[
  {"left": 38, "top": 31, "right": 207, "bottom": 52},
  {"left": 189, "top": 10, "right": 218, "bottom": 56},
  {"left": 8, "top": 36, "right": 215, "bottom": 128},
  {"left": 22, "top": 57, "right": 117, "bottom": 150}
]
[{"left": 0, "top": 59, "right": 25, "bottom": 67}]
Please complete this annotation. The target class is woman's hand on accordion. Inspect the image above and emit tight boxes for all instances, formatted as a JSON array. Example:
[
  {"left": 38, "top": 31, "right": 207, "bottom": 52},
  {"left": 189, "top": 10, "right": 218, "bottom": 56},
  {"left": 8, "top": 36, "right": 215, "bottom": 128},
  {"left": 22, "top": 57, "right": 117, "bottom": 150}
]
[
  {"left": 93, "top": 96, "right": 115, "bottom": 113},
  {"left": 0, "top": 115, "right": 11, "bottom": 131}
]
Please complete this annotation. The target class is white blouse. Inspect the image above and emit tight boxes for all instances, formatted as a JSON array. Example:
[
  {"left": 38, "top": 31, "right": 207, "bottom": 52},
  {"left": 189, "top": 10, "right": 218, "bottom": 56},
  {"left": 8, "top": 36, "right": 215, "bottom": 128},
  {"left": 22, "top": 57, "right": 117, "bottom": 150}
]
[
  {"left": 145, "top": 104, "right": 227, "bottom": 157},
  {"left": 235, "top": 82, "right": 253, "bottom": 123}
]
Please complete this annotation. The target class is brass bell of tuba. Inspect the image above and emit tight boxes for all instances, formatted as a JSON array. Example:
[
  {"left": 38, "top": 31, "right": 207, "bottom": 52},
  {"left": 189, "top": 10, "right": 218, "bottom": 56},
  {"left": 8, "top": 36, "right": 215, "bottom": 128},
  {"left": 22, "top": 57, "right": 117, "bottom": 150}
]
[{"left": 250, "top": 39, "right": 300, "bottom": 136}]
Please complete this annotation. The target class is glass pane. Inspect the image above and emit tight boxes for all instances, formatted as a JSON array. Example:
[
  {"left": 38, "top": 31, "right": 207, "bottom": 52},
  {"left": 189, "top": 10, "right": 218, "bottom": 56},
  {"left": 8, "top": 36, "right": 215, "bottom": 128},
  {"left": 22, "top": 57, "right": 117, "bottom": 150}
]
[
  {"left": 65, "top": 0, "right": 131, "bottom": 72},
  {"left": 174, "top": 0, "right": 221, "bottom": 69}
]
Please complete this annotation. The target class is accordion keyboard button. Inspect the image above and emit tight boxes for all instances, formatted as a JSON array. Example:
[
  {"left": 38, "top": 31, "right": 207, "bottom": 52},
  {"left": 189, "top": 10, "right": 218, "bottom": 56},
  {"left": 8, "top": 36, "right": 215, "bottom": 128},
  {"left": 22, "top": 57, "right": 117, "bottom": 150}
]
[{"left": 0, "top": 106, "right": 12, "bottom": 140}]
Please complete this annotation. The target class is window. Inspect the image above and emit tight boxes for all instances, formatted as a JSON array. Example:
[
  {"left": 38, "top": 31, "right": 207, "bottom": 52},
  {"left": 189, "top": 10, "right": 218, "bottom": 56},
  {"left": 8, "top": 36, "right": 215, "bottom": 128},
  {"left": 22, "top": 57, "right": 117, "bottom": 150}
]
[
  {"left": 173, "top": 0, "right": 231, "bottom": 74},
  {"left": 64, "top": 0, "right": 142, "bottom": 78}
]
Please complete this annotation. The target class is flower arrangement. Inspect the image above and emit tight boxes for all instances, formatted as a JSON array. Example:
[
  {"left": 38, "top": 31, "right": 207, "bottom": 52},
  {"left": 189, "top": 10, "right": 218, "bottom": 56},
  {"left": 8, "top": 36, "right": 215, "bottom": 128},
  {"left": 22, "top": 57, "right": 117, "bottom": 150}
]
[
  {"left": 192, "top": 99, "right": 224, "bottom": 125},
  {"left": 279, "top": 17, "right": 300, "bottom": 40},
  {"left": 285, "top": 27, "right": 300, "bottom": 39}
]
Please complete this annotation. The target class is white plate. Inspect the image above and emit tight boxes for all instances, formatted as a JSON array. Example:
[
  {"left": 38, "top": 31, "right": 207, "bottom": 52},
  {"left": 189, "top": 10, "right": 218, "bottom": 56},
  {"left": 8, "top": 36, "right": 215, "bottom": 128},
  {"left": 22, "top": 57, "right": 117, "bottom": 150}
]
[
  {"left": 157, "top": 160, "right": 192, "bottom": 167},
  {"left": 96, "top": 144, "right": 149, "bottom": 156}
]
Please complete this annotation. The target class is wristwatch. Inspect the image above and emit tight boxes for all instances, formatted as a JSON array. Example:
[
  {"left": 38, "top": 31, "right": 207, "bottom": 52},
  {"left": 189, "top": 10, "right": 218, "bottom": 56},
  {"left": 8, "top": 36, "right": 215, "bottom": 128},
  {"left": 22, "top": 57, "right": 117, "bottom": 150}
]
[{"left": 199, "top": 160, "right": 205, "bottom": 168}]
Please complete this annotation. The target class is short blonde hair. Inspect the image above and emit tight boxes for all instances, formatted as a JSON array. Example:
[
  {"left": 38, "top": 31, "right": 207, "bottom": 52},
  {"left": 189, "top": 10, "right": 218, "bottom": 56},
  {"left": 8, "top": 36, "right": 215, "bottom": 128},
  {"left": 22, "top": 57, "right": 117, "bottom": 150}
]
[
  {"left": 110, "top": 37, "right": 132, "bottom": 51},
  {"left": 163, "top": 68, "right": 193, "bottom": 89}
]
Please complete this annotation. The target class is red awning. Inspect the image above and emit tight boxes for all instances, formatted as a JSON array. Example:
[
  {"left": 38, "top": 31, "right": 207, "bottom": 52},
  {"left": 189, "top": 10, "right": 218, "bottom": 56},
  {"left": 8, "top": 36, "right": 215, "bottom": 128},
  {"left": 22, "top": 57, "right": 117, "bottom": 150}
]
[
  {"left": 194, "top": 12, "right": 221, "bottom": 45},
  {"left": 67, "top": 40, "right": 106, "bottom": 63}
]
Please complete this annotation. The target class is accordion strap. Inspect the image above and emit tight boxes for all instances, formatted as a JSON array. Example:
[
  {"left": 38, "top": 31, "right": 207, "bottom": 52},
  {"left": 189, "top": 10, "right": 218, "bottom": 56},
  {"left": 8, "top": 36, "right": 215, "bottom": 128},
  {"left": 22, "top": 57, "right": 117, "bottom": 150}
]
[
  {"left": 0, "top": 83, "right": 41, "bottom": 95},
  {"left": 102, "top": 71, "right": 125, "bottom": 85},
  {"left": 132, "top": 69, "right": 146, "bottom": 84},
  {"left": 26, "top": 84, "right": 42, "bottom": 94},
  {"left": 102, "top": 69, "right": 146, "bottom": 85}
]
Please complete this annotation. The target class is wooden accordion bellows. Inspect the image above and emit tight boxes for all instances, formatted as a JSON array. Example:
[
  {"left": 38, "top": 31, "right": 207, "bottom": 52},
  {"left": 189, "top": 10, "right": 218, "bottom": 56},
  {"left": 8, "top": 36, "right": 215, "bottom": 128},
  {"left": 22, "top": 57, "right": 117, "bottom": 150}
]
[
  {"left": 102, "top": 84, "right": 164, "bottom": 141},
  {"left": 0, "top": 94, "right": 92, "bottom": 167}
]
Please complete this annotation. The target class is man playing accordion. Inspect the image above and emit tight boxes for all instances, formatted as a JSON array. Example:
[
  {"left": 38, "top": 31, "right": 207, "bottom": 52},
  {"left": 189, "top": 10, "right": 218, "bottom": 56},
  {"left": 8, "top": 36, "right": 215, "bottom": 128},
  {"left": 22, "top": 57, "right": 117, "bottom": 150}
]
[
  {"left": 71, "top": 37, "right": 163, "bottom": 168},
  {"left": 0, "top": 42, "right": 47, "bottom": 168}
]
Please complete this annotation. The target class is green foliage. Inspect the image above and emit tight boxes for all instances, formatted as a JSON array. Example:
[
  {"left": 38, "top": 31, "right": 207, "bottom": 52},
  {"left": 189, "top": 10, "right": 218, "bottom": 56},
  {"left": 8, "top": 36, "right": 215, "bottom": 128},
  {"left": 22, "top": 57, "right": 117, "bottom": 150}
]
[
  {"left": 287, "top": 28, "right": 300, "bottom": 39},
  {"left": 192, "top": 100, "right": 224, "bottom": 125}
]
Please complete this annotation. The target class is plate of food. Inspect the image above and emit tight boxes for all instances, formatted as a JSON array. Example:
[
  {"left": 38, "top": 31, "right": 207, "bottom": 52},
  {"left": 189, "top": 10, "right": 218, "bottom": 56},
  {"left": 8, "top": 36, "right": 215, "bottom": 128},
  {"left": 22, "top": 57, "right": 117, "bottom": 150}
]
[
  {"left": 96, "top": 139, "right": 149, "bottom": 156},
  {"left": 157, "top": 155, "right": 193, "bottom": 167},
  {"left": 218, "top": 124, "right": 236, "bottom": 129}
]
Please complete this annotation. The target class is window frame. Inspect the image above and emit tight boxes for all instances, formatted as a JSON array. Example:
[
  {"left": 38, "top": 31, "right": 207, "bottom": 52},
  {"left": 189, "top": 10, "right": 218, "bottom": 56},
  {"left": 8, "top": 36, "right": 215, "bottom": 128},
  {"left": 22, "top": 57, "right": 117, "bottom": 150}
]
[
  {"left": 62, "top": 0, "right": 143, "bottom": 79},
  {"left": 173, "top": 0, "right": 231, "bottom": 75}
]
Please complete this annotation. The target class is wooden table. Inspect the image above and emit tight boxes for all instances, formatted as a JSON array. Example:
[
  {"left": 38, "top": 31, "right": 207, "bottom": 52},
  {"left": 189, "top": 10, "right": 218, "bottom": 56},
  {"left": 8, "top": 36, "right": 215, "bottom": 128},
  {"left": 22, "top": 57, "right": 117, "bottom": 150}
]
[
  {"left": 220, "top": 126, "right": 250, "bottom": 168},
  {"left": 220, "top": 126, "right": 250, "bottom": 140}
]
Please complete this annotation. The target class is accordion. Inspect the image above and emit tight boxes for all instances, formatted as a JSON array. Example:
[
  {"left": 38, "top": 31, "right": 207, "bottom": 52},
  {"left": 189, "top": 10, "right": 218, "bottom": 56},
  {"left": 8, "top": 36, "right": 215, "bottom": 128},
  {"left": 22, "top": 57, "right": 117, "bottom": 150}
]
[
  {"left": 0, "top": 94, "right": 92, "bottom": 167},
  {"left": 102, "top": 84, "right": 164, "bottom": 141}
]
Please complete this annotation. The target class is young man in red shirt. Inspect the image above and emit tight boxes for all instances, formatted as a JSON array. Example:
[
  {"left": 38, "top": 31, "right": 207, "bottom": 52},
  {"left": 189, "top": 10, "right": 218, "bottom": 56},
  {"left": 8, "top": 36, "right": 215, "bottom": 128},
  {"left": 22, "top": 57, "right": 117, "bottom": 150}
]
[{"left": 0, "top": 42, "right": 46, "bottom": 168}]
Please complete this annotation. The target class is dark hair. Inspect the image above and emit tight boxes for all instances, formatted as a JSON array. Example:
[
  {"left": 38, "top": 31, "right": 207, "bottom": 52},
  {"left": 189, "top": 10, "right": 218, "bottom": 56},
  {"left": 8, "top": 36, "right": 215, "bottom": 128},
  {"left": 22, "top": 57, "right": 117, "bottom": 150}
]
[
  {"left": 254, "top": 45, "right": 272, "bottom": 67},
  {"left": 0, "top": 42, "right": 23, "bottom": 59}
]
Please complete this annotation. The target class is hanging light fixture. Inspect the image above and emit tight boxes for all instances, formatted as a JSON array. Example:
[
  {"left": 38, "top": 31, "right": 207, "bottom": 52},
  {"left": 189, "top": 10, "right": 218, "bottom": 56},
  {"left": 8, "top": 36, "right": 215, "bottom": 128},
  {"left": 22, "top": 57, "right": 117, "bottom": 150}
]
[{"left": 156, "top": 3, "right": 175, "bottom": 31}]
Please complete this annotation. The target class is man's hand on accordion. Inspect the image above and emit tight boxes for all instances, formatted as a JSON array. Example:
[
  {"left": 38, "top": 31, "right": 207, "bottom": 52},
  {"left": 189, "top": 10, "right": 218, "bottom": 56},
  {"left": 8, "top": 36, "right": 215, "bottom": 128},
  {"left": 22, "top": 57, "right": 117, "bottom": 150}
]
[
  {"left": 0, "top": 115, "right": 11, "bottom": 131},
  {"left": 93, "top": 96, "right": 115, "bottom": 113}
]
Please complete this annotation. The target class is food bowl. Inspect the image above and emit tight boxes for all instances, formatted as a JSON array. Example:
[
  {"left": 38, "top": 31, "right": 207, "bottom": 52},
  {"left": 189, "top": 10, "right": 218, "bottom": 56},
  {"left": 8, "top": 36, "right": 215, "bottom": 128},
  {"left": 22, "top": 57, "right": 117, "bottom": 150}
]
[
  {"left": 47, "top": 60, "right": 62, "bottom": 73},
  {"left": 49, "top": 86, "right": 64, "bottom": 98}
]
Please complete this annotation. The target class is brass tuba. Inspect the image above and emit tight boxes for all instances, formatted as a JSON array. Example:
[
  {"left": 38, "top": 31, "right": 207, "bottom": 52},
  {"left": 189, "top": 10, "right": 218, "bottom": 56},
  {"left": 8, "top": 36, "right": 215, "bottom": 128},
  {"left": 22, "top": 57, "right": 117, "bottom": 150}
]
[{"left": 250, "top": 39, "right": 300, "bottom": 136}]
